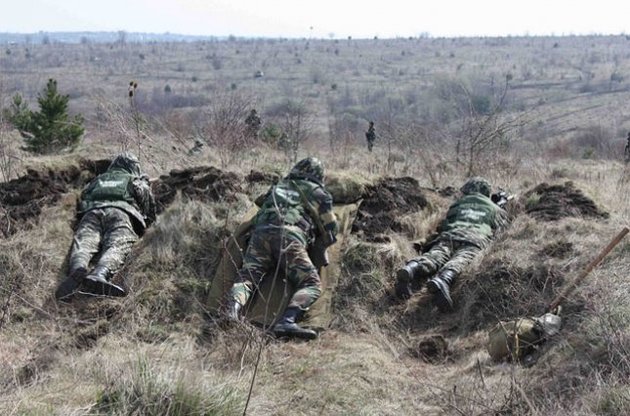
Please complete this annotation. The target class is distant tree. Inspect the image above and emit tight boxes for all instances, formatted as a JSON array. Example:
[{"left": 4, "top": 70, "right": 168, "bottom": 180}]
[
  {"left": 8, "top": 79, "right": 84, "bottom": 154},
  {"left": 267, "top": 99, "right": 314, "bottom": 163},
  {"left": 4, "top": 94, "right": 31, "bottom": 132}
]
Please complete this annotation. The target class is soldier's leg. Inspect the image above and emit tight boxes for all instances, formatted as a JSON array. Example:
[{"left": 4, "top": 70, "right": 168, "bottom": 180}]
[
  {"left": 273, "top": 233, "right": 319, "bottom": 340},
  {"left": 67, "top": 211, "right": 103, "bottom": 274},
  {"left": 227, "top": 229, "right": 273, "bottom": 318},
  {"left": 427, "top": 243, "right": 481, "bottom": 311},
  {"left": 284, "top": 238, "right": 321, "bottom": 310},
  {"left": 396, "top": 239, "right": 452, "bottom": 299},
  {"left": 93, "top": 209, "right": 139, "bottom": 277},
  {"left": 82, "top": 209, "right": 138, "bottom": 297},
  {"left": 57, "top": 211, "right": 103, "bottom": 299}
]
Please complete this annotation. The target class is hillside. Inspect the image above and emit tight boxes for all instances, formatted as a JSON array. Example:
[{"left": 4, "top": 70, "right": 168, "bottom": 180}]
[
  {"left": 1, "top": 150, "right": 629, "bottom": 415},
  {"left": 0, "top": 34, "right": 629, "bottom": 415}
]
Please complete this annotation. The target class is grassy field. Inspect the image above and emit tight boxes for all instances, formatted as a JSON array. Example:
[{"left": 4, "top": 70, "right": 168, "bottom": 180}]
[{"left": 0, "top": 34, "right": 629, "bottom": 415}]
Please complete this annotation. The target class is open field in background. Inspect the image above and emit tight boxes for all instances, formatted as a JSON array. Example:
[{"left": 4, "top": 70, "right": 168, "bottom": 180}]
[
  {"left": 2, "top": 34, "right": 630, "bottom": 171},
  {"left": 1, "top": 34, "right": 630, "bottom": 415}
]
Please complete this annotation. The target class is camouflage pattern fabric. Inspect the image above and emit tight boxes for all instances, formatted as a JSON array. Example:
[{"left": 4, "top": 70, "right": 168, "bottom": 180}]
[
  {"left": 411, "top": 232, "right": 484, "bottom": 277},
  {"left": 230, "top": 225, "right": 321, "bottom": 311},
  {"left": 67, "top": 207, "right": 139, "bottom": 276},
  {"left": 79, "top": 173, "right": 157, "bottom": 234},
  {"left": 409, "top": 193, "right": 508, "bottom": 278}
]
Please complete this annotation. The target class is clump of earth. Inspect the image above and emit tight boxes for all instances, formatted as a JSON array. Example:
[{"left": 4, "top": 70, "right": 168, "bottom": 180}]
[
  {"left": 524, "top": 181, "right": 608, "bottom": 221},
  {"left": 352, "top": 177, "right": 430, "bottom": 238}
]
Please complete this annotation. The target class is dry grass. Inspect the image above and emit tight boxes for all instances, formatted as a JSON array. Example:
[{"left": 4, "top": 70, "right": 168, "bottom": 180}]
[
  {"left": 1, "top": 139, "right": 629, "bottom": 416},
  {"left": 3, "top": 33, "right": 630, "bottom": 415}
]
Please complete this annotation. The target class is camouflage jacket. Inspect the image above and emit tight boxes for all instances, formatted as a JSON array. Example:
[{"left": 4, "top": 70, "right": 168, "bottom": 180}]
[
  {"left": 78, "top": 168, "right": 157, "bottom": 233},
  {"left": 255, "top": 177, "right": 338, "bottom": 243},
  {"left": 437, "top": 193, "right": 508, "bottom": 246}
]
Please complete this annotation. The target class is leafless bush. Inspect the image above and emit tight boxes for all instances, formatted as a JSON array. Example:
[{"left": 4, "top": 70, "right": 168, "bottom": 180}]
[
  {"left": 0, "top": 80, "right": 20, "bottom": 181},
  {"left": 196, "top": 90, "right": 258, "bottom": 168},
  {"left": 265, "top": 98, "right": 313, "bottom": 163}
]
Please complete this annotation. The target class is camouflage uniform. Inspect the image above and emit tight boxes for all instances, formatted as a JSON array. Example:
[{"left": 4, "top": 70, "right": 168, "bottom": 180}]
[
  {"left": 56, "top": 153, "right": 156, "bottom": 299},
  {"left": 227, "top": 157, "right": 338, "bottom": 339},
  {"left": 245, "top": 109, "right": 262, "bottom": 140},
  {"left": 365, "top": 121, "right": 376, "bottom": 152},
  {"left": 625, "top": 132, "right": 630, "bottom": 163},
  {"left": 396, "top": 177, "right": 508, "bottom": 311}
]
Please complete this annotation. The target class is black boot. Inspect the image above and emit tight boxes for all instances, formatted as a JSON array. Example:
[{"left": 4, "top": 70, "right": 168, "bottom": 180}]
[
  {"left": 427, "top": 269, "right": 457, "bottom": 312},
  {"left": 82, "top": 265, "right": 126, "bottom": 297},
  {"left": 395, "top": 260, "right": 431, "bottom": 299},
  {"left": 55, "top": 267, "right": 88, "bottom": 300},
  {"left": 273, "top": 307, "right": 318, "bottom": 340}
]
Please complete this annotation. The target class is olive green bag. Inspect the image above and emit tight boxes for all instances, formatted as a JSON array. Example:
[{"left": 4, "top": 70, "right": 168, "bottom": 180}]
[{"left": 487, "top": 313, "right": 561, "bottom": 361}]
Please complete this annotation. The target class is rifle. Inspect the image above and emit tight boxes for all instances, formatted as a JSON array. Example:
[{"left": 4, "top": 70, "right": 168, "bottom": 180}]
[
  {"left": 291, "top": 181, "right": 337, "bottom": 267},
  {"left": 491, "top": 190, "right": 514, "bottom": 209}
]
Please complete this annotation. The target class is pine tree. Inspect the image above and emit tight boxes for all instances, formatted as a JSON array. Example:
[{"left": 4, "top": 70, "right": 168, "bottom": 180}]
[{"left": 19, "top": 79, "right": 84, "bottom": 154}]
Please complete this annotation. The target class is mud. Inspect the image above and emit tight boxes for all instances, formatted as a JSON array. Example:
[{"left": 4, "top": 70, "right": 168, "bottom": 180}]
[
  {"left": 410, "top": 334, "right": 450, "bottom": 363},
  {"left": 525, "top": 181, "right": 608, "bottom": 221},
  {"left": 352, "top": 177, "right": 430, "bottom": 238},
  {"left": 1, "top": 161, "right": 244, "bottom": 237},
  {"left": 456, "top": 260, "right": 565, "bottom": 331},
  {"left": 152, "top": 166, "right": 243, "bottom": 212},
  {"left": 0, "top": 159, "right": 110, "bottom": 237}
]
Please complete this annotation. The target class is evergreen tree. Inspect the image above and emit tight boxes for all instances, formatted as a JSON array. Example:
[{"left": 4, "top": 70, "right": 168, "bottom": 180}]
[
  {"left": 16, "top": 79, "right": 84, "bottom": 154},
  {"left": 4, "top": 94, "right": 32, "bottom": 132}
]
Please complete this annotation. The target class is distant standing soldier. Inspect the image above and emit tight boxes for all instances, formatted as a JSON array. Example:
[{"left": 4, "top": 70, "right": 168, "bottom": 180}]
[
  {"left": 365, "top": 121, "right": 376, "bottom": 152},
  {"left": 624, "top": 131, "right": 630, "bottom": 163},
  {"left": 225, "top": 157, "right": 338, "bottom": 340},
  {"left": 55, "top": 152, "right": 157, "bottom": 299},
  {"left": 245, "top": 109, "right": 262, "bottom": 140}
]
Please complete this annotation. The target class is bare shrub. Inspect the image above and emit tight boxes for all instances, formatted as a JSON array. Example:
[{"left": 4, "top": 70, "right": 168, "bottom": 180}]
[
  {"left": 198, "top": 90, "right": 258, "bottom": 168},
  {"left": 265, "top": 98, "right": 313, "bottom": 163}
]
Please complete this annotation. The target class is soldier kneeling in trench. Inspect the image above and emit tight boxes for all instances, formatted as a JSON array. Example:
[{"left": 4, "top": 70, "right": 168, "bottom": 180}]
[
  {"left": 55, "top": 152, "right": 156, "bottom": 299},
  {"left": 224, "top": 157, "right": 338, "bottom": 340},
  {"left": 395, "top": 177, "right": 509, "bottom": 311}
]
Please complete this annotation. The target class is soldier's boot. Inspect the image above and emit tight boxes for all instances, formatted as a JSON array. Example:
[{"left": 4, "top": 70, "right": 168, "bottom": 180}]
[
  {"left": 427, "top": 269, "right": 457, "bottom": 312},
  {"left": 273, "top": 307, "right": 318, "bottom": 340},
  {"left": 55, "top": 267, "right": 88, "bottom": 300},
  {"left": 395, "top": 260, "right": 433, "bottom": 299},
  {"left": 83, "top": 265, "right": 126, "bottom": 297}
]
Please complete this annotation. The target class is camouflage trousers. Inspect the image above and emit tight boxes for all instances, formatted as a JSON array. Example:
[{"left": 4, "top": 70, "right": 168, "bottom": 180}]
[
  {"left": 411, "top": 231, "right": 489, "bottom": 278},
  {"left": 230, "top": 225, "right": 321, "bottom": 311},
  {"left": 68, "top": 207, "right": 139, "bottom": 276}
]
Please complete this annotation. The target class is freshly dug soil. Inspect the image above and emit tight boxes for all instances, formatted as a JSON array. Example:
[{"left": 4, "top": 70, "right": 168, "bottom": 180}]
[{"left": 525, "top": 181, "right": 608, "bottom": 221}]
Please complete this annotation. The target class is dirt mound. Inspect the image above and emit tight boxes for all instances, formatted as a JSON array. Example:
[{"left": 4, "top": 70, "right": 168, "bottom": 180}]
[
  {"left": 152, "top": 166, "right": 243, "bottom": 212},
  {"left": 245, "top": 169, "right": 280, "bottom": 184},
  {"left": 525, "top": 181, "right": 608, "bottom": 221},
  {"left": 0, "top": 161, "right": 244, "bottom": 237},
  {"left": 352, "top": 177, "right": 429, "bottom": 238},
  {"left": 0, "top": 159, "right": 110, "bottom": 237},
  {"left": 456, "top": 259, "right": 566, "bottom": 331}
]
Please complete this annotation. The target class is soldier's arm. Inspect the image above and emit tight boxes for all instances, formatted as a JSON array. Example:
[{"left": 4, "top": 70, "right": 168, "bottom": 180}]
[
  {"left": 132, "top": 177, "right": 157, "bottom": 227},
  {"left": 313, "top": 187, "right": 338, "bottom": 237}
]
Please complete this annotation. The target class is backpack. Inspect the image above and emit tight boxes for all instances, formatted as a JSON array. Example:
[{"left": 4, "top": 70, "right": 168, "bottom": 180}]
[{"left": 487, "top": 313, "right": 561, "bottom": 361}]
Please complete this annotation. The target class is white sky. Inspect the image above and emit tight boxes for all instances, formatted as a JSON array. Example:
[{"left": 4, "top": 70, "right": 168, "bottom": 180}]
[{"left": 1, "top": 0, "right": 629, "bottom": 38}]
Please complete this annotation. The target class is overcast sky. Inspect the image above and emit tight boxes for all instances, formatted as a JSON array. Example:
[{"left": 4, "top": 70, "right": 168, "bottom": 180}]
[{"left": 1, "top": 0, "right": 629, "bottom": 38}]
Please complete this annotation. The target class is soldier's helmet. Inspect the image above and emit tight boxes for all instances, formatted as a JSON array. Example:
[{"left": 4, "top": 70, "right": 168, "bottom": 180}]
[
  {"left": 289, "top": 157, "right": 325, "bottom": 183},
  {"left": 461, "top": 176, "right": 491, "bottom": 197},
  {"left": 109, "top": 152, "right": 141, "bottom": 176}
]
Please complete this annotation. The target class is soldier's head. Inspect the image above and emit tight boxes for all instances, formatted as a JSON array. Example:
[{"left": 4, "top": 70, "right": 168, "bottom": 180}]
[
  {"left": 109, "top": 152, "right": 141, "bottom": 175},
  {"left": 461, "top": 176, "right": 491, "bottom": 197},
  {"left": 288, "top": 157, "right": 325, "bottom": 184}
]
